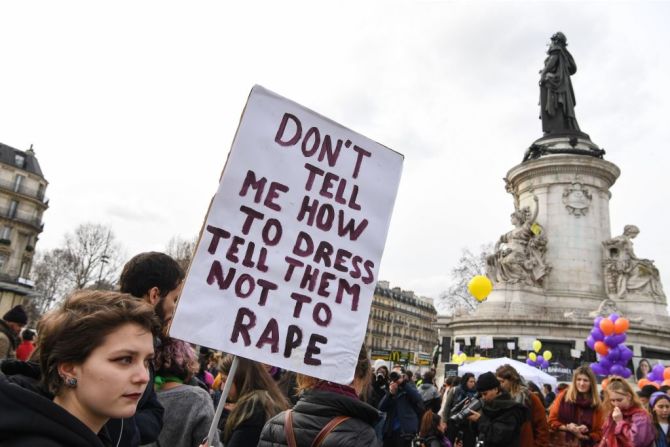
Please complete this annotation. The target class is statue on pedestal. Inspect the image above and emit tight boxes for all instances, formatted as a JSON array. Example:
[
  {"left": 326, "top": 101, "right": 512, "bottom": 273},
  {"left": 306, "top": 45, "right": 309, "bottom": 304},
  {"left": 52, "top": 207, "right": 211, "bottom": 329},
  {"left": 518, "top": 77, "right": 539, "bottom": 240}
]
[
  {"left": 603, "top": 225, "right": 665, "bottom": 300},
  {"left": 539, "top": 32, "right": 581, "bottom": 136},
  {"left": 486, "top": 196, "right": 551, "bottom": 287}
]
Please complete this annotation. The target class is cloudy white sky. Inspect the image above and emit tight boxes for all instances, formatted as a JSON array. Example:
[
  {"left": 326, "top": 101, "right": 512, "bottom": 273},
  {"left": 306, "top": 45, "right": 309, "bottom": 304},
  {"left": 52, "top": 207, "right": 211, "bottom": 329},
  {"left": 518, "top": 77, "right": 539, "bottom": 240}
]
[{"left": 2, "top": 1, "right": 669, "bottom": 304}]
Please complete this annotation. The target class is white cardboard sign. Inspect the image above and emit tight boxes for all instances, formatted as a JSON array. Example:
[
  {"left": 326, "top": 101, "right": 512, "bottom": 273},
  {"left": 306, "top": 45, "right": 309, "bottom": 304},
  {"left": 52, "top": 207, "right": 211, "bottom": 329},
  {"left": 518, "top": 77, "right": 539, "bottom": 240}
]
[{"left": 169, "top": 86, "right": 403, "bottom": 384}]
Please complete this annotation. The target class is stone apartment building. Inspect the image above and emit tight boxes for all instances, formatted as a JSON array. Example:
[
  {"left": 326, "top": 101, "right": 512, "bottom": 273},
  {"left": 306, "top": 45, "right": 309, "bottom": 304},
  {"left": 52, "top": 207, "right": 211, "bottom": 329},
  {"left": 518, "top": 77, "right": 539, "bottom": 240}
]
[
  {"left": 365, "top": 280, "right": 438, "bottom": 370},
  {"left": 0, "top": 143, "right": 48, "bottom": 316}
]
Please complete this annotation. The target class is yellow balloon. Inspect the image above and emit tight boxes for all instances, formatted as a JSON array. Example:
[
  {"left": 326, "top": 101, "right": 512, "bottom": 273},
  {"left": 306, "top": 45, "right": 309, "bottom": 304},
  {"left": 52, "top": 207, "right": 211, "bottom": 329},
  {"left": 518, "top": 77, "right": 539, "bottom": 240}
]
[
  {"left": 468, "top": 275, "right": 493, "bottom": 301},
  {"left": 543, "top": 350, "right": 553, "bottom": 361},
  {"left": 452, "top": 353, "right": 459, "bottom": 362},
  {"left": 529, "top": 352, "right": 537, "bottom": 362},
  {"left": 533, "top": 340, "right": 542, "bottom": 353},
  {"left": 460, "top": 353, "right": 467, "bottom": 363}
]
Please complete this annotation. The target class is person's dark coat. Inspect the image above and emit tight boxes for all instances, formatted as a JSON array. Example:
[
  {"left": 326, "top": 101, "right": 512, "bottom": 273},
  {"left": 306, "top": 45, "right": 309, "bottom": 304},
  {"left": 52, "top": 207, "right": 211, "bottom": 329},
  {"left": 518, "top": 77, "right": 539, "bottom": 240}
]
[
  {"left": 0, "top": 374, "right": 111, "bottom": 446},
  {"left": 476, "top": 391, "right": 527, "bottom": 447},
  {"left": 0, "top": 358, "right": 163, "bottom": 447},
  {"left": 258, "top": 389, "right": 381, "bottom": 447},
  {"left": 379, "top": 381, "right": 425, "bottom": 435}
]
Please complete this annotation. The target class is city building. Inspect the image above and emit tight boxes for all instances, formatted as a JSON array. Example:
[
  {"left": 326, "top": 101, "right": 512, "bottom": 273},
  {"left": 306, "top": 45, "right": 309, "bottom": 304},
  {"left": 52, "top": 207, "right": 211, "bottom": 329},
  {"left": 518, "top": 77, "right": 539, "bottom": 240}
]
[
  {"left": 0, "top": 143, "right": 48, "bottom": 316},
  {"left": 366, "top": 280, "right": 438, "bottom": 370}
]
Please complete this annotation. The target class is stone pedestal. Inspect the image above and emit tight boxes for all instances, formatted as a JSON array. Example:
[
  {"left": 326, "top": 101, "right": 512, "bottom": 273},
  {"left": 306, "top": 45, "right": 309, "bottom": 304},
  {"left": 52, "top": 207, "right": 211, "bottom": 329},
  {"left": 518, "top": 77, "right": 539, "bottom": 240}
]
[{"left": 443, "top": 140, "right": 670, "bottom": 364}]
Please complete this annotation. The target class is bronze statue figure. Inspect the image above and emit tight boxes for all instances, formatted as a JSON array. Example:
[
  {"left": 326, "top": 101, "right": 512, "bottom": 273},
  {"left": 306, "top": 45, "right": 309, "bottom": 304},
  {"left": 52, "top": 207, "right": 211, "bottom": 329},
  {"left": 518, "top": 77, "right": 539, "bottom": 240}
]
[{"left": 539, "top": 32, "right": 581, "bottom": 136}]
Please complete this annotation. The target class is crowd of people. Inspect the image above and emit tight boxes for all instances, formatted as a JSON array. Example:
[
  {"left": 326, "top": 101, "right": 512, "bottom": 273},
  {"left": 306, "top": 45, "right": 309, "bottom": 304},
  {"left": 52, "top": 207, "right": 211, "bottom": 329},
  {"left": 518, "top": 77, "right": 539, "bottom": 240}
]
[{"left": 1, "top": 250, "right": 670, "bottom": 447}]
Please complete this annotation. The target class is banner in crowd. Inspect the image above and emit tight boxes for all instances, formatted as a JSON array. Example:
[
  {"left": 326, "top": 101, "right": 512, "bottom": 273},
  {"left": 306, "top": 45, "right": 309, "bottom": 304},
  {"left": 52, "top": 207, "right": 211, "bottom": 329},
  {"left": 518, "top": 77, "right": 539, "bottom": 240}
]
[{"left": 170, "top": 86, "right": 403, "bottom": 384}]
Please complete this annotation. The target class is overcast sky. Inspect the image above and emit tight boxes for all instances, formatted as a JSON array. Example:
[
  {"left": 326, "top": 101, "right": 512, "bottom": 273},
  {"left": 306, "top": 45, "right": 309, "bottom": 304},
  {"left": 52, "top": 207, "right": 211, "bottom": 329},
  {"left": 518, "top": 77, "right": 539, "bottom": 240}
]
[{"left": 2, "top": 1, "right": 669, "bottom": 306}]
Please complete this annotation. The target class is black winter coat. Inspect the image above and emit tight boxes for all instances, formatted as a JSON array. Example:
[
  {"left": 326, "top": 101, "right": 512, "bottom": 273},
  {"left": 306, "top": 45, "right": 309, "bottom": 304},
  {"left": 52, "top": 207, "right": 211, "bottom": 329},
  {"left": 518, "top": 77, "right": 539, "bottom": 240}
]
[
  {"left": 0, "top": 358, "right": 163, "bottom": 446},
  {"left": 476, "top": 391, "right": 527, "bottom": 447},
  {"left": 0, "top": 374, "right": 111, "bottom": 446},
  {"left": 258, "top": 389, "right": 381, "bottom": 447}
]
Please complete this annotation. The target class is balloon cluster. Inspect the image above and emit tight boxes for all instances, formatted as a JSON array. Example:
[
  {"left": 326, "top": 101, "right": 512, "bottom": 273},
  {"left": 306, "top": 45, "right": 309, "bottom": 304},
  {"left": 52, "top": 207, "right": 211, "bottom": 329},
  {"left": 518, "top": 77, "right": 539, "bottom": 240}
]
[
  {"left": 451, "top": 351, "right": 468, "bottom": 365},
  {"left": 525, "top": 339, "right": 552, "bottom": 369},
  {"left": 586, "top": 314, "right": 633, "bottom": 377},
  {"left": 468, "top": 275, "right": 493, "bottom": 302},
  {"left": 640, "top": 364, "right": 670, "bottom": 388}
]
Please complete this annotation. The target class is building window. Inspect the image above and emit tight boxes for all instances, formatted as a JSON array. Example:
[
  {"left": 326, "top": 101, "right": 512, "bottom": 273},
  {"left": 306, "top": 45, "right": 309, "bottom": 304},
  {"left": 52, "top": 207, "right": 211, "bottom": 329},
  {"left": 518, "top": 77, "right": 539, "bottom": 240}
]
[
  {"left": 0, "top": 226, "right": 11, "bottom": 242},
  {"left": 0, "top": 253, "right": 7, "bottom": 270},
  {"left": 15, "top": 154, "right": 25, "bottom": 168},
  {"left": 20, "top": 259, "right": 31, "bottom": 278},
  {"left": 13, "top": 175, "right": 24, "bottom": 193},
  {"left": 8, "top": 200, "right": 18, "bottom": 219}
]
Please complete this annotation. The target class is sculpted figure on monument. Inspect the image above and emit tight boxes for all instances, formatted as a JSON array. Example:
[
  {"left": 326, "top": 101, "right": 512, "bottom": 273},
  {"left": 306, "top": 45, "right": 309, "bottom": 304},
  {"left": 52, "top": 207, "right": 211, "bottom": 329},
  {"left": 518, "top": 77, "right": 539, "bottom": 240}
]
[
  {"left": 486, "top": 196, "right": 551, "bottom": 287},
  {"left": 539, "top": 32, "right": 581, "bottom": 136},
  {"left": 602, "top": 225, "right": 665, "bottom": 300}
]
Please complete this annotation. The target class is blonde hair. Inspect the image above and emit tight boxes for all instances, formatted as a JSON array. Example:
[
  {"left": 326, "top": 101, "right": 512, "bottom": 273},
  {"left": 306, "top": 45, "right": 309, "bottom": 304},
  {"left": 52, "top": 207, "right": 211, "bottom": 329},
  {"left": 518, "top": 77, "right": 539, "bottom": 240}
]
[
  {"left": 220, "top": 356, "right": 289, "bottom": 442},
  {"left": 565, "top": 365, "right": 601, "bottom": 407},
  {"left": 496, "top": 364, "right": 524, "bottom": 398},
  {"left": 603, "top": 376, "right": 643, "bottom": 414}
]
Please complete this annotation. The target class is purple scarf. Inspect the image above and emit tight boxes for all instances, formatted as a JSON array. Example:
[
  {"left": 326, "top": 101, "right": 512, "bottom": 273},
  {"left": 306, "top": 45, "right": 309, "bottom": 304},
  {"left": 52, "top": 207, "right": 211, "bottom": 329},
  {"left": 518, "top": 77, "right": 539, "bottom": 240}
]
[
  {"left": 314, "top": 381, "right": 360, "bottom": 400},
  {"left": 558, "top": 394, "right": 596, "bottom": 443}
]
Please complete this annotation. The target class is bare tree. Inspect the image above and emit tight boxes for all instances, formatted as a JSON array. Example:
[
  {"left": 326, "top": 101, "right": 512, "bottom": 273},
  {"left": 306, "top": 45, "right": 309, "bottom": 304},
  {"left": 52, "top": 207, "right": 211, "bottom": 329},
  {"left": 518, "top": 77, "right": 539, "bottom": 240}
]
[
  {"left": 31, "top": 248, "right": 72, "bottom": 315},
  {"left": 437, "top": 244, "right": 493, "bottom": 316},
  {"left": 30, "top": 224, "right": 123, "bottom": 317},
  {"left": 64, "top": 223, "right": 122, "bottom": 290},
  {"left": 165, "top": 235, "right": 197, "bottom": 273}
]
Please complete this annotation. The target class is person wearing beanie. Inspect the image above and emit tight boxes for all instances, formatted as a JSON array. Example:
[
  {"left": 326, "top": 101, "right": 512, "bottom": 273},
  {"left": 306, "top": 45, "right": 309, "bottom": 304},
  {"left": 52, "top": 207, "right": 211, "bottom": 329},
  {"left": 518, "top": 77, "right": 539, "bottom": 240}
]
[
  {"left": 467, "top": 371, "right": 527, "bottom": 447},
  {"left": 0, "top": 305, "right": 28, "bottom": 360}
]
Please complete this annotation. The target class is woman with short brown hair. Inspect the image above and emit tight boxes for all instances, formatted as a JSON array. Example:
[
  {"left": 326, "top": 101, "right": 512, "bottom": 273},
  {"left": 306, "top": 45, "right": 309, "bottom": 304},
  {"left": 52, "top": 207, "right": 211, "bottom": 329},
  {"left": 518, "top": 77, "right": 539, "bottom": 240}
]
[{"left": 0, "top": 290, "right": 160, "bottom": 446}]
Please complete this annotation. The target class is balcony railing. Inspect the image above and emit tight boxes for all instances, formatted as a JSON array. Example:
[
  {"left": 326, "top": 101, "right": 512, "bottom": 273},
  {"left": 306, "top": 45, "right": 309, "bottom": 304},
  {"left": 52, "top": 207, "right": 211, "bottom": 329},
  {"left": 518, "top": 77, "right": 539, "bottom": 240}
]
[
  {"left": 0, "top": 273, "right": 35, "bottom": 287},
  {"left": 0, "top": 206, "right": 43, "bottom": 230},
  {"left": 0, "top": 178, "right": 47, "bottom": 203}
]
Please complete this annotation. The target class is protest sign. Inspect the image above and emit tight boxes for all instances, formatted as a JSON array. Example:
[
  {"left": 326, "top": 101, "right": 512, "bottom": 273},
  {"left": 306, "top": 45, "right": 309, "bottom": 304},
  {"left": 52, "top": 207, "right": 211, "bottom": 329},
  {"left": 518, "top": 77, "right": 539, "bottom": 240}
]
[{"left": 169, "top": 85, "right": 403, "bottom": 384}]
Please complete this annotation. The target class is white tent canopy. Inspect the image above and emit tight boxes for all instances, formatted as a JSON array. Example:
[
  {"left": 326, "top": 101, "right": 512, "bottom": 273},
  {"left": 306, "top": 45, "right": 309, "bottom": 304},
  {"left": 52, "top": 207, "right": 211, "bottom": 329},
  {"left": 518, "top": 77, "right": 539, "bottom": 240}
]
[{"left": 458, "top": 357, "right": 558, "bottom": 389}]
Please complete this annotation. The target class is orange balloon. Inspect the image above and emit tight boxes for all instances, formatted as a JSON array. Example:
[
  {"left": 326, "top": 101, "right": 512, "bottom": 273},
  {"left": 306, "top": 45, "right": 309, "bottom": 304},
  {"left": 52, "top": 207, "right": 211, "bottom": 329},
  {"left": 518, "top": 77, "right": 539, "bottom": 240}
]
[
  {"left": 663, "top": 379, "right": 670, "bottom": 387},
  {"left": 600, "top": 319, "right": 615, "bottom": 336},
  {"left": 614, "top": 318, "right": 629, "bottom": 334},
  {"left": 594, "top": 341, "right": 609, "bottom": 356},
  {"left": 638, "top": 379, "right": 650, "bottom": 390},
  {"left": 601, "top": 378, "right": 610, "bottom": 390},
  {"left": 664, "top": 367, "right": 670, "bottom": 381}
]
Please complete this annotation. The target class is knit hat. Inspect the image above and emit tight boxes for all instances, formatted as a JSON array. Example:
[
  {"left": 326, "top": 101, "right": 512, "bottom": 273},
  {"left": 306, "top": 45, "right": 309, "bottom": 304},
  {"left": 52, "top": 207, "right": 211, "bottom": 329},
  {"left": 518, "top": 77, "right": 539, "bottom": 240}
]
[
  {"left": 650, "top": 391, "right": 670, "bottom": 408},
  {"left": 3, "top": 305, "right": 27, "bottom": 325},
  {"left": 373, "top": 359, "right": 387, "bottom": 371},
  {"left": 476, "top": 372, "right": 500, "bottom": 392}
]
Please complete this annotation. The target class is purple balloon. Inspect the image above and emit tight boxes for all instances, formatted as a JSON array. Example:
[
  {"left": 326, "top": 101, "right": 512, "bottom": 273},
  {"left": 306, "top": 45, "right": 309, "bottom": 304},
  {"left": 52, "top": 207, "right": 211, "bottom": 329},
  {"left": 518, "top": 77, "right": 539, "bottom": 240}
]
[
  {"left": 648, "top": 372, "right": 659, "bottom": 382},
  {"left": 604, "top": 335, "right": 619, "bottom": 348},
  {"left": 610, "top": 364, "right": 626, "bottom": 376},
  {"left": 621, "top": 368, "right": 632, "bottom": 379},
  {"left": 526, "top": 358, "right": 534, "bottom": 366},
  {"left": 612, "top": 333, "right": 626, "bottom": 345},
  {"left": 586, "top": 336, "right": 596, "bottom": 350},
  {"left": 607, "top": 346, "right": 622, "bottom": 362},
  {"left": 591, "top": 327, "right": 605, "bottom": 342},
  {"left": 609, "top": 313, "right": 620, "bottom": 322},
  {"left": 591, "top": 363, "right": 604, "bottom": 375},
  {"left": 620, "top": 346, "right": 634, "bottom": 363},
  {"left": 599, "top": 357, "right": 612, "bottom": 370},
  {"left": 653, "top": 364, "right": 665, "bottom": 378},
  {"left": 594, "top": 316, "right": 604, "bottom": 327}
]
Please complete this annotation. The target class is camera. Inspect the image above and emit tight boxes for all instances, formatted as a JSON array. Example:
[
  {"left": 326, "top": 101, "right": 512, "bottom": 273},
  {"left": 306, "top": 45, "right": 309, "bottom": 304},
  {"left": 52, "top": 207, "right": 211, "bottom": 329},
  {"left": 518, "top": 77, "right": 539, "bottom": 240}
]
[
  {"left": 449, "top": 396, "right": 483, "bottom": 422},
  {"left": 389, "top": 371, "right": 401, "bottom": 382}
]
